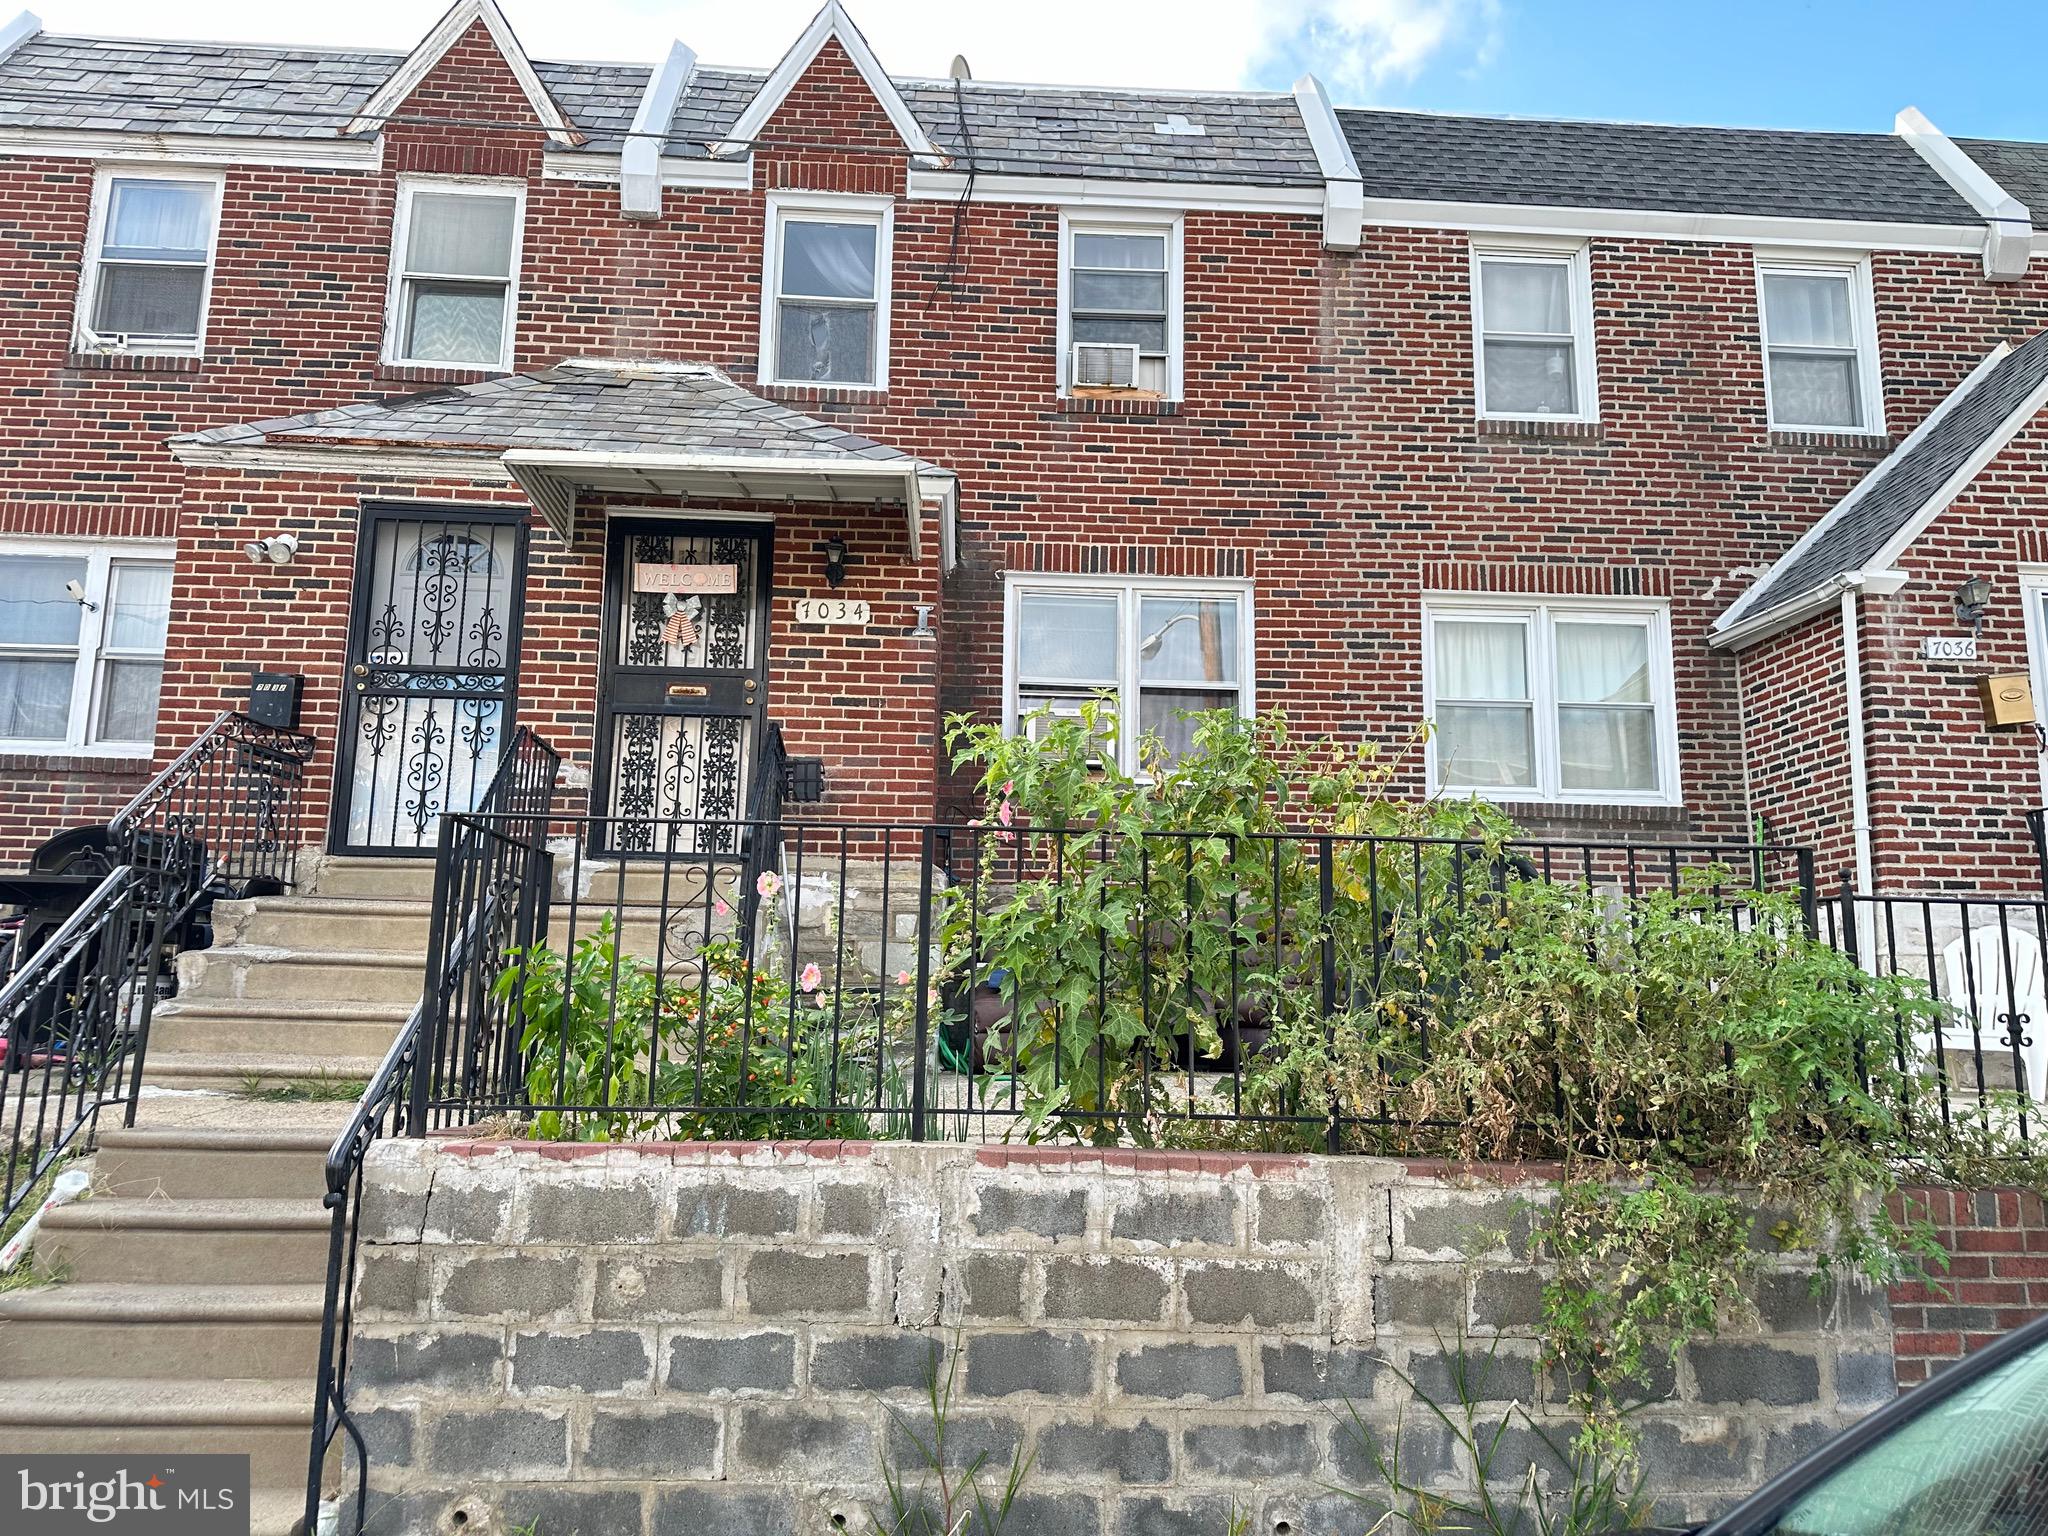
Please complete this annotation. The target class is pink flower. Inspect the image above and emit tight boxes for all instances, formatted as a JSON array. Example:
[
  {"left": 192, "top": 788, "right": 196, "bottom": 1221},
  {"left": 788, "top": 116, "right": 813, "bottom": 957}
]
[
  {"left": 894, "top": 969, "right": 912, "bottom": 986},
  {"left": 755, "top": 871, "right": 783, "bottom": 899},
  {"left": 1001, "top": 780, "right": 1014, "bottom": 796},
  {"left": 713, "top": 898, "right": 731, "bottom": 917},
  {"left": 997, "top": 800, "right": 1014, "bottom": 827},
  {"left": 799, "top": 962, "right": 822, "bottom": 993}
]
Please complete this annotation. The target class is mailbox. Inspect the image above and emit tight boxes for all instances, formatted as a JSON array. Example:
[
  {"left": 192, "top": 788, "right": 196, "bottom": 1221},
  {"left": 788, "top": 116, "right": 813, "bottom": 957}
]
[
  {"left": 247, "top": 670, "right": 303, "bottom": 729},
  {"left": 1978, "top": 673, "right": 2036, "bottom": 729}
]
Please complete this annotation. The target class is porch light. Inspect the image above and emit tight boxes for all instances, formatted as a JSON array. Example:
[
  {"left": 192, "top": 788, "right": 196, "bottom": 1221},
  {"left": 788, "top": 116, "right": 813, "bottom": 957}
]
[
  {"left": 822, "top": 536, "right": 847, "bottom": 589},
  {"left": 1955, "top": 576, "right": 1992, "bottom": 634}
]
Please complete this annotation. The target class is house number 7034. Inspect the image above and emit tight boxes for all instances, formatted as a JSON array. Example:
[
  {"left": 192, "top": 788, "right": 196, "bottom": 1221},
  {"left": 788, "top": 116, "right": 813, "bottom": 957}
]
[{"left": 793, "top": 597, "right": 872, "bottom": 627}]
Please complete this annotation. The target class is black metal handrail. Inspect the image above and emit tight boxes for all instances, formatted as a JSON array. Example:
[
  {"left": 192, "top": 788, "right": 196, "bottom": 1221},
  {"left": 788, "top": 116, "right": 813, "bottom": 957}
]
[
  {"left": 0, "top": 712, "right": 316, "bottom": 1228},
  {"left": 305, "top": 726, "right": 560, "bottom": 1536}
]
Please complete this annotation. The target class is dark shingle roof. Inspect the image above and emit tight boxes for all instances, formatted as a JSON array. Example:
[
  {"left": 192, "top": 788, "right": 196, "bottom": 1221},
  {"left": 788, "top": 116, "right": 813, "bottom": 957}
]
[
  {"left": 175, "top": 362, "right": 936, "bottom": 467},
  {"left": 1721, "top": 330, "right": 2048, "bottom": 632},
  {"left": 1956, "top": 137, "right": 2048, "bottom": 214},
  {"left": 1339, "top": 108, "right": 1982, "bottom": 225}
]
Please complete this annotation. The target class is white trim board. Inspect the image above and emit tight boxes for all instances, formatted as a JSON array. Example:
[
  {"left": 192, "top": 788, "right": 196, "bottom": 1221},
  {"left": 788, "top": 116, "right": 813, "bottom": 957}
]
[
  {"left": 0, "top": 126, "right": 383, "bottom": 171},
  {"left": 907, "top": 169, "right": 1320, "bottom": 215},
  {"left": 345, "top": 0, "right": 581, "bottom": 148},
  {"left": 1358, "top": 195, "right": 1988, "bottom": 255},
  {"left": 712, "top": 1, "right": 940, "bottom": 165}
]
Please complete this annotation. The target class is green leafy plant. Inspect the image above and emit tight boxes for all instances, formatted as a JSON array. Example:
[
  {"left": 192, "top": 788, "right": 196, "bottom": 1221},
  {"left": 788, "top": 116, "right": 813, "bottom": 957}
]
[{"left": 871, "top": 1336, "right": 1034, "bottom": 1536}]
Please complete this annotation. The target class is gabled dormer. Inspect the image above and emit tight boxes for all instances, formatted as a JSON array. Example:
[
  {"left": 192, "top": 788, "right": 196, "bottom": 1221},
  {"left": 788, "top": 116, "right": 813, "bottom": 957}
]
[
  {"left": 346, "top": 0, "right": 582, "bottom": 149},
  {"left": 711, "top": 2, "right": 942, "bottom": 167}
]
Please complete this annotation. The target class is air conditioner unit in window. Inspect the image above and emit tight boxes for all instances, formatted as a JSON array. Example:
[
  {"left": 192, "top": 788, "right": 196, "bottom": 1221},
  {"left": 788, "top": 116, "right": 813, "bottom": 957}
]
[{"left": 1071, "top": 342, "right": 1140, "bottom": 390}]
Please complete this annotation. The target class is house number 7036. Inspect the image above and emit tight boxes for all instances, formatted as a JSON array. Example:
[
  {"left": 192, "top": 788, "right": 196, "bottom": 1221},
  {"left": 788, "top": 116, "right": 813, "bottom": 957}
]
[{"left": 793, "top": 598, "right": 872, "bottom": 627}]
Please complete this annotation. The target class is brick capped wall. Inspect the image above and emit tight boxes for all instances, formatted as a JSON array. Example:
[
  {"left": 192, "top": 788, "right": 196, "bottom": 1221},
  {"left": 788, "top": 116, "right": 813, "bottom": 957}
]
[
  {"left": 347, "top": 1140, "right": 1896, "bottom": 1535},
  {"left": 1888, "top": 1186, "right": 2048, "bottom": 1386}
]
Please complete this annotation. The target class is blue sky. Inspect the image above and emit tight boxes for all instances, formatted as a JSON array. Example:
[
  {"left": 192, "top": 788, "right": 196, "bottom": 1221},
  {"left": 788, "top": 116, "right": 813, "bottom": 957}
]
[
  {"left": 43, "top": 0, "right": 2048, "bottom": 144},
  {"left": 1280, "top": 0, "right": 2048, "bottom": 140}
]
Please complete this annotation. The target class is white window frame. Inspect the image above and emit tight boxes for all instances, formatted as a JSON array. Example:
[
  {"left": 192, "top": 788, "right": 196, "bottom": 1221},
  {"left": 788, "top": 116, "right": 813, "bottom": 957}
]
[
  {"left": 382, "top": 175, "right": 526, "bottom": 371},
  {"left": 74, "top": 165, "right": 226, "bottom": 357},
  {"left": 1422, "top": 595, "right": 1680, "bottom": 807},
  {"left": 1469, "top": 239, "right": 1599, "bottom": 424},
  {"left": 1755, "top": 251, "right": 1886, "bottom": 436},
  {"left": 759, "top": 191, "right": 894, "bottom": 391},
  {"left": 2020, "top": 569, "right": 2048, "bottom": 808},
  {"left": 1056, "top": 210, "right": 1186, "bottom": 401},
  {"left": 1001, "top": 573, "right": 1254, "bottom": 775},
  {"left": 0, "top": 536, "right": 175, "bottom": 757}
]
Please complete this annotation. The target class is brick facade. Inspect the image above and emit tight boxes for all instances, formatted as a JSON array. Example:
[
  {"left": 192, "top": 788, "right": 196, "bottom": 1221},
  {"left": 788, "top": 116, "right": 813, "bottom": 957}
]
[
  {"left": 4, "top": 13, "right": 2048, "bottom": 882},
  {"left": 1888, "top": 1186, "right": 2048, "bottom": 1386}
]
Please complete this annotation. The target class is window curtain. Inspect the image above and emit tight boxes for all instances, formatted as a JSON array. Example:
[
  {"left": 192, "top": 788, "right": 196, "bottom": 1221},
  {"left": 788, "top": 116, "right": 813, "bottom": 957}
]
[
  {"left": 1017, "top": 593, "right": 1119, "bottom": 682},
  {"left": 1764, "top": 273, "right": 1853, "bottom": 348},
  {"left": 106, "top": 564, "right": 172, "bottom": 653},
  {"left": 1481, "top": 261, "right": 1570, "bottom": 335},
  {"left": 0, "top": 658, "right": 74, "bottom": 739},
  {"left": 782, "top": 222, "right": 877, "bottom": 300},
  {"left": 106, "top": 180, "right": 211, "bottom": 259},
  {"left": 1556, "top": 622, "right": 1656, "bottom": 792},
  {"left": 406, "top": 194, "right": 516, "bottom": 278},
  {"left": 1434, "top": 619, "right": 1533, "bottom": 787}
]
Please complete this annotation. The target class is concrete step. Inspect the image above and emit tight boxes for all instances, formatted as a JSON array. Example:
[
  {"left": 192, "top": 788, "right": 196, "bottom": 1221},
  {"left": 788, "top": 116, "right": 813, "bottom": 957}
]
[
  {"left": 146, "top": 998, "right": 412, "bottom": 1063},
  {"left": 0, "top": 1378, "right": 316, "bottom": 1490},
  {"left": 308, "top": 851, "right": 738, "bottom": 909},
  {"left": 302, "top": 855, "right": 437, "bottom": 901},
  {"left": 138, "top": 1051, "right": 380, "bottom": 1096},
  {"left": 95, "top": 1125, "right": 335, "bottom": 1201},
  {"left": 211, "top": 895, "right": 725, "bottom": 967},
  {"left": 176, "top": 949, "right": 425, "bottom": 1006},
  {"left": 36, "top": 1197, "right": 332, "bottom": 1286},
  {"left": 0, "top": 1283, "right": 324, "bottom": 1379}
]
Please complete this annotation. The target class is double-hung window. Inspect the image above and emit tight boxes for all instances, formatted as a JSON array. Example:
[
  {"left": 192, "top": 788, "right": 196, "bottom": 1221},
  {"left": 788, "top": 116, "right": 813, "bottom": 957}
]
[
  {"left": 1471, "top": 244, "right": 1596, "bottom": 421},
  {"left": 1425, "top": 599, "right": 1676, "bottom": 805},
  {"left": 77, "top": 169, "right": 222, "bottom": 354},
  {"left": 0, "top": 541, "right": 173, "bottom": 752},
  {"left": 1062, "top": 219, "right": 1179, "bottom": 396},
  {"left": 387, "top": 180, "right": 523, "bottom": 369},
  {"left": 1006, "top": 578, "right": 1250, "bottom": 772},
  {"left": 762, "top": 194, "right": 890, "bottom": 388},
  {"left": 1758, "top": 258, "right": 1881, "bottom": 433}
]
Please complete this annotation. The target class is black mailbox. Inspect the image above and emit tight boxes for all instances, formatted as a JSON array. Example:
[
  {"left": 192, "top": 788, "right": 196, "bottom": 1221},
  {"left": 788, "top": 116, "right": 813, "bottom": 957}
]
[
  {"left": 783, "top": 757, "right": 826, "bottom": 803},
  {"left": 247, "top": 670, "right": 303, "bottom": 729}
]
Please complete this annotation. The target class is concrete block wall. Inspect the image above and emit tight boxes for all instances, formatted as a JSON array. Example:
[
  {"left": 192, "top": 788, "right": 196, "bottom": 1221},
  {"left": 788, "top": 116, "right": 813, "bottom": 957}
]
[{"left": 347, "top": 1141, "right": 1895, "bottom": 1536}]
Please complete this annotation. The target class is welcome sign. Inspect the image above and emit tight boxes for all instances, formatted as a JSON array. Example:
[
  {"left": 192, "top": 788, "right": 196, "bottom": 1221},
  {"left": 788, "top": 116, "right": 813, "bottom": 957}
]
[{"left": 634, "top": 563, "right": 738, "bottom": 595}]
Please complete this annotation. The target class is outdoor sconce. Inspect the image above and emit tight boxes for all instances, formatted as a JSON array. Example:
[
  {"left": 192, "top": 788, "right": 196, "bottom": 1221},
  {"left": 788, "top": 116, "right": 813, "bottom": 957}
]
[
  {"left": 1955, "top": 575, "right": 1992, "bottom": 634},
  {"left": 822, "top": 536, "right": 847, "bottom": 589},
  {"left": 243, "top": 532, "right": 300, "bottom": 566}
]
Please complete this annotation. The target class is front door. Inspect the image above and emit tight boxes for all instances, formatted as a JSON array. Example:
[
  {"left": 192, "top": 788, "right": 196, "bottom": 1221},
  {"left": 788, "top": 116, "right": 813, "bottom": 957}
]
[
  {"left": 595, "top": 520, "right": 771, "bottom": 856},
  {"left": 333, "top": 504, "right": 527, "bottom": 855}
]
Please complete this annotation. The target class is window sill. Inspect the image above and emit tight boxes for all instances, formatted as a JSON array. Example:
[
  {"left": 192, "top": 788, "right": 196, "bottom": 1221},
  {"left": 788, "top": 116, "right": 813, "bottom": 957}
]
[
  {"left": 1768, "top": 428, "right": 1892, "bottom": 452},
  {"left": 1057, "top": 395, "right": 1181, "bottom": 418},
  {"left": 757, "top": 382, "right": 887, "bottom": 406},
  {"left": 1475, "top": 417, "right": 1602, "bottom": 442},
  {"left": 0, "top": 748, "right": 155, "bottom": 773},
  {"left": 65, "top": 350, "right": 201, "bottom": 374},
  {"left": 374, "top": 363, "right": 509, "bottom": 388},
  {"left": 1503, "top": 800, "right": 1691, "bottom": 830}
]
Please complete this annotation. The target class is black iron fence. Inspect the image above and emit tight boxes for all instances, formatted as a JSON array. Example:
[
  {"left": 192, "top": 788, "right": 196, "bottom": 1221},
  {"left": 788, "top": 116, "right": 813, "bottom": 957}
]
[
  {"left": 307, "top": 726, "right": 560, "bottom": 1536},
  {"left": 0, "top": 712, "right": 316, "bottom": 1226}
]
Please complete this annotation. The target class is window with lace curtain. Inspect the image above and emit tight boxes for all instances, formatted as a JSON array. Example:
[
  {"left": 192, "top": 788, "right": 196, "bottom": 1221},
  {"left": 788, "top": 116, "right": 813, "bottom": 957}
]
[
  {"left": 0, "top": 540, "right": 173, "bottom": 753},
  {"left": 1423, "top": 598, "right": 1678, "bottom": 805},
  {"left": 75, "top": 169, "right": 222, "bottom": 355},
  {"left": 761, "top": 192, "right": 892, "bottom": 389},
  {"left": 1758, "top": 257, "right": 1883, "bottom": 433},
  {"left": 385, "top": 180, "right": 523, "bottom": 370}
]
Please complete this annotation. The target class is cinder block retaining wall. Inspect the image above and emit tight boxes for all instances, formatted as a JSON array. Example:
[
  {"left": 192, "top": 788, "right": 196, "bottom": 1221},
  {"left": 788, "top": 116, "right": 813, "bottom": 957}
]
[{"left": 348, "top": 1141, "right": 1896, "bottom": 1536}]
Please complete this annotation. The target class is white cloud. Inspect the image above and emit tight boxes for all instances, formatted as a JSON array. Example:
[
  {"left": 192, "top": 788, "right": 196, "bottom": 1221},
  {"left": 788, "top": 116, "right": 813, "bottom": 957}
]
[{"left": 35, "top": 0, "right": 1498, "bottom": 97}]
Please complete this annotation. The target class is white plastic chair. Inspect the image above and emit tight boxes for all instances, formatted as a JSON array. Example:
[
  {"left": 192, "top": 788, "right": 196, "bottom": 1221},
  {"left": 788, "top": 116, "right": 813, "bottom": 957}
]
[{"left": 1939, "top": 925, "right": 2048, "bottom": 1102}]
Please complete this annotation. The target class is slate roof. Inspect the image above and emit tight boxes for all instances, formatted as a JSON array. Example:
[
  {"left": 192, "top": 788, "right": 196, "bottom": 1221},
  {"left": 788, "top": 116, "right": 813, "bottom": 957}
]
[
  {"left": 1339, "top": 108, "right": 1982, "bottom": 225},
  {"left": 1719, "top": 329, "right": 2048, "bottom": 634},
  {"left": 1956, "top": 137, "right": 2048, "bottom": 215},
  {"left": 173, "top": 361, "right": 939, "bottom": 468}
]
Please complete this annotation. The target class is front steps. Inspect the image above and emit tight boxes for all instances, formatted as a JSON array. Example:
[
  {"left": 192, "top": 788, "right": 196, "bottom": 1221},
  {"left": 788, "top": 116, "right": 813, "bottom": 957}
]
[{"left": 0, "top": 1121, "right": 337, "bottom": 1535}]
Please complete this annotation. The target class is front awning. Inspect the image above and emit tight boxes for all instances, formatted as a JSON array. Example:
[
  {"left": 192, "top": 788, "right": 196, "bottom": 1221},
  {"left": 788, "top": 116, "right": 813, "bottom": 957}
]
[
  {"left": 168, "top": 360, "right": 958, "bottom": 565},
  {"left": 499, "top": 448, "right": 956, "bottom": 560}
]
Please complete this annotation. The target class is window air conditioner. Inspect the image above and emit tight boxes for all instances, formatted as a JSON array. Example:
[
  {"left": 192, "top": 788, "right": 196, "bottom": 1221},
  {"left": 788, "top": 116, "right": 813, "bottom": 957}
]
[{"left": 1070, "top": 342, "right": 1140, "bottom": 390}]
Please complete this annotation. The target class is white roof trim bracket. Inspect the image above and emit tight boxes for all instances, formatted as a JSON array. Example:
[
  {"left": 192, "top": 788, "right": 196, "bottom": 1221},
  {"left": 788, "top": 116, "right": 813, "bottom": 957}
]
[
  {"left": 711, "top": 1, "right": 943, "bottom": 166},
  {"left": 0, "top": 11, "right": 41, "bottom": 67},
  {"left": 1896, "top": 106, "right": 2032, "bottom": 281},
  {"left": 346, "top": 0, "right": 582, "bottom": 147},
  {"left": 621, "top": 40, "right": 698, "bottom": 219},
  {"left": 1711, "top": 342, "right": 2048, "bottom": 649},
  {"left": 1292, "top": 73, "right": 1364, "bottom": 251}
]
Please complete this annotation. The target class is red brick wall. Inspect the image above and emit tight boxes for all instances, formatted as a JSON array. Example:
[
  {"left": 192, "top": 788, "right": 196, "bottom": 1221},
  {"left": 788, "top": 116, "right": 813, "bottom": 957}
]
[
  {"left": 9, "top": 17, "right": 2048, "bottom": 868},
  {"left": 1889, "top": 1186, "right": 2048, "bottom": 1385},
  {"left": 1735, "top": 611, "right": 1858, "bottom": 882}
]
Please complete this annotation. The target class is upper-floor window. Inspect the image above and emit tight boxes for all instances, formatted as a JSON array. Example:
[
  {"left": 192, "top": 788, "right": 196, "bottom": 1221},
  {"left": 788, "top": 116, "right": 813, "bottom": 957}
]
[
  {"left": 761, "top": 193, "right": 891, "bottom": 389},
  {"left": 1471, "top": 243, "right": 1597, "bottom": 422},
  {"left": 0, "top": 540, "right": 173, "bottom": 753},
  {"left": 1424, "top": 597, "right": 1678, "bottom": 806},
  {"left": 1005, "top": 576, "right": 1250, "bottom": 772},
  {"left": 1058, "top": 214, "right": 1183, "bottom": 399},
  {"left": 76, "top": 169, "right": 223, "bottom": 355},
  {"left": 1758, "top": 257, "right": 1882, "bottom": 433},
  {"left": 386, "top": 180, "right": 523, "bottom": 370}
]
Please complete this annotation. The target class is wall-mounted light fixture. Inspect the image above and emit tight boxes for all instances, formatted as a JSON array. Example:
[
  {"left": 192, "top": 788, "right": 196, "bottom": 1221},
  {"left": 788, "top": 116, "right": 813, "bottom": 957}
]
[
  {"left": 1955, "top": 575, "right": 1992, "bottom": 634},
  {"left": 822, "top": 536, "right": 847, "bottom": 589},
  {"left": 62, "top": 579, "right": 98, "bottom": 612},
  {"left": 243, "top": 532, "right": 300, "bottom": 566}
]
